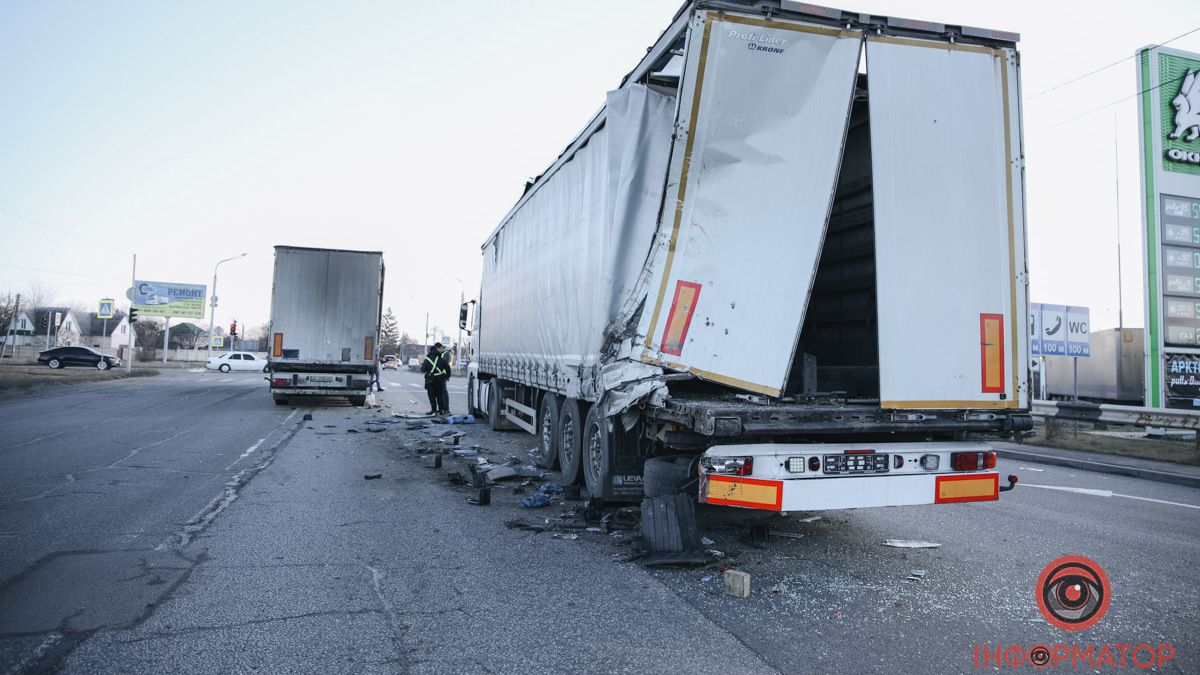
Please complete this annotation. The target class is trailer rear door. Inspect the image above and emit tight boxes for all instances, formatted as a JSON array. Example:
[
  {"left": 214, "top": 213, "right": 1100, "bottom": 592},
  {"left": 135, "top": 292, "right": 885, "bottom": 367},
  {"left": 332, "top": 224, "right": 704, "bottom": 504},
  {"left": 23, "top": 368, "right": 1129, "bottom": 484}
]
[
  {"left": 867, "top": 36, "right": 1027, "bottom": 409},
  {"left": 639, "top": 12, "right": 862, "bottom": 397}
]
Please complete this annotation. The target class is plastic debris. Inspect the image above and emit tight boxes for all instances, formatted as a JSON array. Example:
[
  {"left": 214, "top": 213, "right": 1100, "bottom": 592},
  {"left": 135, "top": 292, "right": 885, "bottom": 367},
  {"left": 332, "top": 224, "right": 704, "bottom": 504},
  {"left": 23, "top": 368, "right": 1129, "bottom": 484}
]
[
  {"left": 883, "top": 540, "right": 942, "bottom": 549},
  {"left": 538, "top": 482, "right": 565, "bottom": 494},
  {"left": 446, "top": 415, "right": 476, "bottom": 424},
  {"left": 770, "top": 531, "right": 805, "bottom": 540},
  {"left": 706, "top": 549, "right": 725, "bottom": 558},
  {"left": 519, "top": 492, "right": 551, "bottom": 508},
  {"left": 907, "top": 569, "right": 926, "bottom": 581},
  {"left": 797, "top": 515, "right": 821, "bottom": 523},
  {"left": 451, "top": 448, "right": 479, "bottom": 457},
  {"left": 701, "top": 536, "right": 715, "bottom": 546},
  {"left": 486, "top": 466, "right": 518, "bottom": 481},
  {"left": 363, "top": 474, "right": 382, "bottom": 480},
  {"left": 586, "top": 527, "right": 603, "bottom": 533},
  {"left": 552, "top": 533, "right": 578, "bottom": 540}
]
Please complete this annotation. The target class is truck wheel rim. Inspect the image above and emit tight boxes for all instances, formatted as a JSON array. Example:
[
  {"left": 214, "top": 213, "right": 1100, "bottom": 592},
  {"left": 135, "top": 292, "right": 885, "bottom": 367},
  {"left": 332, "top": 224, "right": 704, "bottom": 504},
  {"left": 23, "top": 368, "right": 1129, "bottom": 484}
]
[
  {"left": 561, "top": 415, "right": 575, "bottom": 458},
  {"left": 587, "top": 422, "right": 602, "bottom": 482},
  {"left": 540, "top": 412, "right": 553, "bottom": 457}
]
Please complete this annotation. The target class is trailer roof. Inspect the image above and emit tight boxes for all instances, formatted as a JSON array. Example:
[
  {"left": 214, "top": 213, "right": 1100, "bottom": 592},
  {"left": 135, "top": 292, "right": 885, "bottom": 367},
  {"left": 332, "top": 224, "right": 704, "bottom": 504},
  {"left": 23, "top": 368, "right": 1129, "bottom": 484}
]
[
  {"left": 274, "top": 245, "right": 384, "bottom": 256},
  {"left": 482, "top": 0, "right": 1019, "bottom": 248}
]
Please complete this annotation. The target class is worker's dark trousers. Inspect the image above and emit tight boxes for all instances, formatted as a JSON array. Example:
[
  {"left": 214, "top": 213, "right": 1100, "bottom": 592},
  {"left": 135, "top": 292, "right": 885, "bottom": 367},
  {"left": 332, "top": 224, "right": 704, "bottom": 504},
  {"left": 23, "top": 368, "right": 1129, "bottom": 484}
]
[{"left": 426, "top": 379, "right": 449, "bottom": 413}]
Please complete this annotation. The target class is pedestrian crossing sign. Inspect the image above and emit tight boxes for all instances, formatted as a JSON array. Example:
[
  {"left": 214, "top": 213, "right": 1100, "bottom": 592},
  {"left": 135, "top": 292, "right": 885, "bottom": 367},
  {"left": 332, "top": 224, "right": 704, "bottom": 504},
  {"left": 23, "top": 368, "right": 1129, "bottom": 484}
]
[{"left": 98, "top": 298, "right": 115, "bottom": 320}]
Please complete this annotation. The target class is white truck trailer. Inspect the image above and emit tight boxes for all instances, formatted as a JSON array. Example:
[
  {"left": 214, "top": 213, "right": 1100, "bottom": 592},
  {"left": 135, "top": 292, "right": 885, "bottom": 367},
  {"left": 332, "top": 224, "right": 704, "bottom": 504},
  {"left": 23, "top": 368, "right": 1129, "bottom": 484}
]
[
  {"left": 465, "top": 0, "right": 1030, "bottom": 510},
  {"left": 267, "top": 245, "right": 384, "bottom": 406}
]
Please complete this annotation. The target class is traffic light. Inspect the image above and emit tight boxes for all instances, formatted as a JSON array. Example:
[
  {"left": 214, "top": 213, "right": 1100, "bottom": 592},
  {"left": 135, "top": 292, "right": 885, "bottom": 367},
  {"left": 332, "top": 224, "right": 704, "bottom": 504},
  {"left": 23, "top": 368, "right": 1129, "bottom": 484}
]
[
  {"left": 39, "top": 315, "right": 47, "bottom": 330},
  {"left": 229, "top": 321, "right": 238, "bottom": 339},
  {"left": 129, "top": 307, "right": 138, "bottom": 323}
]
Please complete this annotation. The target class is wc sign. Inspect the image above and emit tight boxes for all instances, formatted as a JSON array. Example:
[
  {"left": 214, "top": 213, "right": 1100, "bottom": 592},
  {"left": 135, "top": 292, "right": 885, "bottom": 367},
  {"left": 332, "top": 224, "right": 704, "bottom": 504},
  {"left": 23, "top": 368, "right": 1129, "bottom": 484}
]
[{"left": 1030, "top": 304, "right": 1090, "bottom": 357}]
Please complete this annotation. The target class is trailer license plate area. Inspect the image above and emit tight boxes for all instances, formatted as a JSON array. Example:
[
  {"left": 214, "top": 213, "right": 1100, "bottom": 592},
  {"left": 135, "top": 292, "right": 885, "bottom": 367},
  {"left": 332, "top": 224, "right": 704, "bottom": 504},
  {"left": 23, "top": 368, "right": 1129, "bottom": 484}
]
[{"left": 823, "top": 454, "right": 890, "bottom": 474}]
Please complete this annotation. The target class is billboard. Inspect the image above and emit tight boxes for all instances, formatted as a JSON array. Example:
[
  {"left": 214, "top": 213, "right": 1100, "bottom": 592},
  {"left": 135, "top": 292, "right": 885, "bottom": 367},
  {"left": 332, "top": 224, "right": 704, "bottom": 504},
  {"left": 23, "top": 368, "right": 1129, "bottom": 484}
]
[
  {"left": 1139, "top": 46, "right": 1200, "bottom": 407},
  {"left": 131, "top": 280, "right": 207, "bottom": 319}
]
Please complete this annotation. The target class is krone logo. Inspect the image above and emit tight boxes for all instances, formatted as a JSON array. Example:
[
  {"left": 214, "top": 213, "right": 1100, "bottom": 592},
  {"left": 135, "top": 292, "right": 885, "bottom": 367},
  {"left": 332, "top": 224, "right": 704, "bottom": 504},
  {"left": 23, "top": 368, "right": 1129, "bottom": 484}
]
[{"left": 1169, "top": 69, "right": 1200, "bottom": 142}]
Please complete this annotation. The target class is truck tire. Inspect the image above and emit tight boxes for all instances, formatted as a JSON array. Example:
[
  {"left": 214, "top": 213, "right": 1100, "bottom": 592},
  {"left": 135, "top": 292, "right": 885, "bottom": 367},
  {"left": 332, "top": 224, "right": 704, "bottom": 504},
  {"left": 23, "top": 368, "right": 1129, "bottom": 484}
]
[
  {"left": 467, "top": 375, "right": 481, "bottom": 416},
  {"left": 531, "top": 394, "right": 559, "bottom": 469},
  {"left": 643, "top": 455, "right": 699, "bottom": 497},
  {"left": 557, "top": 399, "right": 584, "bottom": 484},
  {"left": 349, "top": 395, "right": 367, "bottom": 406},
  {"left": 582, "top": 403, "right": 610, "bottom": 500},
  {"left": 487, "top": 380, "right": 505, "bottom": 431}
]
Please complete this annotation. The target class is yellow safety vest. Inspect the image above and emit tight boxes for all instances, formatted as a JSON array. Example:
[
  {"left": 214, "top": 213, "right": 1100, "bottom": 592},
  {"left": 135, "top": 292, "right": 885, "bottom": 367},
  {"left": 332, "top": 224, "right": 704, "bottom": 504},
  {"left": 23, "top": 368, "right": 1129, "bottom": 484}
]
[{"left": 425, "top": 354, "right": 447, "bottom": 377}]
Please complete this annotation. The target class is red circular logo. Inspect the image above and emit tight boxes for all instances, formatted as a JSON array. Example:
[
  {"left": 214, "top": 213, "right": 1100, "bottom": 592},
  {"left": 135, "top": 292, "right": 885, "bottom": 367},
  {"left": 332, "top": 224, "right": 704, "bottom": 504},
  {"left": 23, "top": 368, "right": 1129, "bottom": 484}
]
[{"left": 1035, "top": 555, "right": 1111, "bottom": 631}]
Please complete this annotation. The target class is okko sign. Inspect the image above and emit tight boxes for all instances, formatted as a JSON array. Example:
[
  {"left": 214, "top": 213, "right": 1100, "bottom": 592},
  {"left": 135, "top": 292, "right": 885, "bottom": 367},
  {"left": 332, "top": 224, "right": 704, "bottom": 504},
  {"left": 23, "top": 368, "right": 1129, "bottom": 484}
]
[
  {"left": 130, "top": 280, "right": 207, "bottom": 319},
  {"left": 1030, "top": 304, "right": 1090, "bottom": 358},
  {"left": 1139, "top": 45, "right": 1200, "bottom": 407}
]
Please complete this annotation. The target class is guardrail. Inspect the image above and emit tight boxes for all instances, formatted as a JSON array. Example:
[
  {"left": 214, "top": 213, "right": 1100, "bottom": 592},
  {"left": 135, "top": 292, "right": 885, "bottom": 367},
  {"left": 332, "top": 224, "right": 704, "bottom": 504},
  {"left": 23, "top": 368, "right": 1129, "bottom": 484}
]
[{"left": 1031, "top": 400, "right": 1200, "bottom": 431}]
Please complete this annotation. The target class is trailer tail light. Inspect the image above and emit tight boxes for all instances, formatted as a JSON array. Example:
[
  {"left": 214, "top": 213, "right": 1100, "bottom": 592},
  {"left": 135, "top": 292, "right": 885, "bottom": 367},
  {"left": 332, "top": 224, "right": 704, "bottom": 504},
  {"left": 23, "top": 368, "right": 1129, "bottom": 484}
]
[
  {"left": 273, "top": 333, "right": 284, "bottom": 358},
  {"left": 701, "top": 456, "right": 753, "bottom": 476},
  {"left": 845, "top": 449, "right": 875, "bottom": 455},
  {"left": 808, "top": 456, "right": 821, "bottom": 472},
  {"left": 271, "top": 377, "right": 289, "bottom": 387},
  {"left": 951, "top": 451, "right": 996, "bottom": 471},
  {"left": 893, "top": 455, "right": 904, "bottom": 469}
]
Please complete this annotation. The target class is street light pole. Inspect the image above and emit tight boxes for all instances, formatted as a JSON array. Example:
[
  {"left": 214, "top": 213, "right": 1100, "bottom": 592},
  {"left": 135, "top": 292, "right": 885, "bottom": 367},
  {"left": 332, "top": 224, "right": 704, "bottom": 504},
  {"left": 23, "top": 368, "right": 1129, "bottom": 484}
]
[{"left": 207, "top": 253, "right": 247, "bottom": 361}]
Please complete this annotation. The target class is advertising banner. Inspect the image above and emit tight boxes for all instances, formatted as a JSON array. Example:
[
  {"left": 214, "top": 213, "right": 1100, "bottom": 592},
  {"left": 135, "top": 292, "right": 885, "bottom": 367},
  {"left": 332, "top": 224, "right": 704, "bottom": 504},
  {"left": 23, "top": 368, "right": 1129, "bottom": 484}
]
[{"left": 131, "top": 280, "right": 207, "bottom": 319}]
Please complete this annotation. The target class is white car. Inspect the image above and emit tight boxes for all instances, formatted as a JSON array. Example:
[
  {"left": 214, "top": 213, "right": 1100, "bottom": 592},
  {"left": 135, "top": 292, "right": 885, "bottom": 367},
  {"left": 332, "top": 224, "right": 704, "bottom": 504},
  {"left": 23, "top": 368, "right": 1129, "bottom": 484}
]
[{"left": 206, "top": 351, "right": 266, "bottom": 373}]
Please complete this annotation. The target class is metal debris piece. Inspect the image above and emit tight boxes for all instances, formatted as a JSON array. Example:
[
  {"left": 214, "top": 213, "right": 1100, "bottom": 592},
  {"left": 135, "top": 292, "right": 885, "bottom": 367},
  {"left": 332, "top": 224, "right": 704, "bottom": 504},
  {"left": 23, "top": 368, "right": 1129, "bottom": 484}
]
[
  {"left": 363, "top": 474, "right": 382, "bottom": 480},
  {"left": 770, "top": 531, "right": 805, "bottom": 540},
  {"left": 883, "top": 540, "right": 942, "bottom": 549}
]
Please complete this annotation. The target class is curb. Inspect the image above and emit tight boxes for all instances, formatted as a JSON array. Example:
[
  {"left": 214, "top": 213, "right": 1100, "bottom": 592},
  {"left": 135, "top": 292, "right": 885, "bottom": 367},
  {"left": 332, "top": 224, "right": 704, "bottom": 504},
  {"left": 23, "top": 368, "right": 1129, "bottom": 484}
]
[{"left": 996, "top": 447, "right": 1200, "bottom": 489}]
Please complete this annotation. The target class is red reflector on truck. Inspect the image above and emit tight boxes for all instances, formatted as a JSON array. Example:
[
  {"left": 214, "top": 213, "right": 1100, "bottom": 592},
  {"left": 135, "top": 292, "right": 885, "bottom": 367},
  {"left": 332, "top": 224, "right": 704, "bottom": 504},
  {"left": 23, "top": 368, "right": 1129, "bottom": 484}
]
[
  {"left": 704, "top": 475, "right": 783, "bottom": 511},
  {"left": 845, "top": 449, "right": 875, "bottom": 455},
  {"left": 935, "top": 473, "right": 999, "bottom": 503},
  {"left": 271, "top": 378, "right": 289, "bottom": 387},
  {"left": 273, "top": 333, "right": 283, "bottom": 358},
  {"left": 364, "top": 336, "right": 374, "bottom": 361}
]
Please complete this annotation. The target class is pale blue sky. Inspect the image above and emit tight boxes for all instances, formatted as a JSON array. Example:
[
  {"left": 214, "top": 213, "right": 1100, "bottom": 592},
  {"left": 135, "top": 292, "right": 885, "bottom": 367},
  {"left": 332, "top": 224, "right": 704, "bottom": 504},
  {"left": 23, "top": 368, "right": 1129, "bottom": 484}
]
[{"left": 2, "top": 1, "right": 1199, "bottom": 339}]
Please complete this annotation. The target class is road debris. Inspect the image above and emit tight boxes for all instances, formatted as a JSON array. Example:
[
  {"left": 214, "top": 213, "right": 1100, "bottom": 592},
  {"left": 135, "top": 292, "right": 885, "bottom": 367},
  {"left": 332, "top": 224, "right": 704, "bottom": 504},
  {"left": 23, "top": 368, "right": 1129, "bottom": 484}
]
[
  {"left": 363, "top": 474, "right": 382, "bottom": 480},
  {"left": 797, "top": 515, "right": 821, "bottom": 523},
  {"left": 503, "top": 520, "right": 547, "bottom": 533},
  {"left": 451, "top": 448, "right": 479, "bottom": 457},
  {"left": 700, "top": 536, "right": 715, "bottom": 546},
  {"left": 467, "top": 487, "right": 491, "bottom": 506},
  {"left": 724, "top": 570, "right": 751, "bottom": 598},
  {"left": 883, "top": 539, "right": 942, "bottom": 549},
  {"left": 906, "top": 569, "right": 927, "bottom": 581},
  {"left": 552, "top": 533, "right": 578, "bottom": 540},
  {"left": 520, "top": 493, "right": 551, "bottom": 508},
  {"left": 446, "top": 415, "right": 476, "bottom": 424},
  {"left": 770, "top": 531, "right": 805, "bottom": 540}
]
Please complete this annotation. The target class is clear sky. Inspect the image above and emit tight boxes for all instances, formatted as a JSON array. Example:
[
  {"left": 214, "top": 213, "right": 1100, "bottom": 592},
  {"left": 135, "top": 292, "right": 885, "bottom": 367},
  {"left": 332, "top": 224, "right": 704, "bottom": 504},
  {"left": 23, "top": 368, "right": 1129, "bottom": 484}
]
[{"left": 2, "top": 0, "right": 1199, "bottom": 341}]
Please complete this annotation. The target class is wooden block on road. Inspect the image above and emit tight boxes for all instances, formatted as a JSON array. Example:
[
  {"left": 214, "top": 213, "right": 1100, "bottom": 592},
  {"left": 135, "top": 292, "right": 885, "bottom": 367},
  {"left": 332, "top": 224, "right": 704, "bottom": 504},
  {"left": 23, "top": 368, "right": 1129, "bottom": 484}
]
[{"left": 724, "top": 570, "right": 750, "bottom": 598}]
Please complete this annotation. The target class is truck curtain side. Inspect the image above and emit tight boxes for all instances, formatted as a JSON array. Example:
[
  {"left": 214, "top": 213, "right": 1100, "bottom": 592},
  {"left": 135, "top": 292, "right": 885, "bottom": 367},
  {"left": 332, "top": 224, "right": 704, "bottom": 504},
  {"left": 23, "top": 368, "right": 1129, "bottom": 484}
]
[
  {"left": 467, "top": 0, "right": 1031, "bottom": 510},
  {"left": 268, "top": 246, "right": 384, "bottom": 406}
]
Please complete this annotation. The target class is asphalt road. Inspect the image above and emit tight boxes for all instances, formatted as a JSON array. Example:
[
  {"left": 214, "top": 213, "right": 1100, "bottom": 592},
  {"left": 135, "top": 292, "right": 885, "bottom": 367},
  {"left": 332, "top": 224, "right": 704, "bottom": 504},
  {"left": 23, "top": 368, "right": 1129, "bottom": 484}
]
[{"left": 0, "top": 367, "right": 1196, "bottom": 673}]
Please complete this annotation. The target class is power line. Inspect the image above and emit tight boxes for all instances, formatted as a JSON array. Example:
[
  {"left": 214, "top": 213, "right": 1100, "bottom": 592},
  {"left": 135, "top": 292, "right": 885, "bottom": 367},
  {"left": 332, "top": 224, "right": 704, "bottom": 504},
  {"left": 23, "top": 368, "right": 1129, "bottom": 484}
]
[
  {"left": 1026, "top": 25, "right": 1200, "bottom": 102},
  {"left": 1032, "top": 70, "right": 1190, "bottom": 134},
  {"left": 0, "top": 262, "right": 126, "bottom": 280},
  {"left": 0, "top": 206, "right": 126, "bottom": 253}
]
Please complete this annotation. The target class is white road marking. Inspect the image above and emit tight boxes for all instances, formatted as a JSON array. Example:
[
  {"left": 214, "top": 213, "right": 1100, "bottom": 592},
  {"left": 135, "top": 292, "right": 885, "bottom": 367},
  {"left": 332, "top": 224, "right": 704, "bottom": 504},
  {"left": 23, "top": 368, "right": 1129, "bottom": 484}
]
[
  {"left": 1023, "top": 483, "right": 1200, "bottom": 510},
  {"left": 225, "top": 438, "right": 266, "bottom": 471},
  {"left": 1017, "top": 466, "right": 1045, "bottom": 472},
  {"left": 407, "top": 383, "right": 422, "bottom": 388}
]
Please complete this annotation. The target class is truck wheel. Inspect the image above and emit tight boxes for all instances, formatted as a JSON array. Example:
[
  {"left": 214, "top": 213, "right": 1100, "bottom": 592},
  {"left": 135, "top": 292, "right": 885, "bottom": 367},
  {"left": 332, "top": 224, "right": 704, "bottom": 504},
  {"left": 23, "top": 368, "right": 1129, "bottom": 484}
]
[
  {"left": 487, "top": 380, "right": 505, "bottom": 431},
  {"left": 273, "top": 395, "right": 289, "bottom": 406},
  {"left": 531, "top": 394, "right": 560, "bottom": 469},
  {"left": 467, "top": 375, "right": 482, "bottom": 416},
  {"left": 644, "top": 455, "right": 699, "bottom": 497},
  {"left": 582, "top": 403, "right": 610, "bottom": 500},
  {"left": 349, "top": 395, "right": 367, "bottom": 406},
  {"left": 557, "top": 399, "right": 583, "bottom": 484}
]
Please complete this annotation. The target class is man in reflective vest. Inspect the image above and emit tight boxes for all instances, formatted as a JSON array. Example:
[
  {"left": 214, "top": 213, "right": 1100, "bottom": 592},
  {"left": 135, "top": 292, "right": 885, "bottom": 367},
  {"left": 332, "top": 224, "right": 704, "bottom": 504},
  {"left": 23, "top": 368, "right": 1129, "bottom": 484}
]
[{"left": 421, "top": 342, "right": 452, "bottom": 415}]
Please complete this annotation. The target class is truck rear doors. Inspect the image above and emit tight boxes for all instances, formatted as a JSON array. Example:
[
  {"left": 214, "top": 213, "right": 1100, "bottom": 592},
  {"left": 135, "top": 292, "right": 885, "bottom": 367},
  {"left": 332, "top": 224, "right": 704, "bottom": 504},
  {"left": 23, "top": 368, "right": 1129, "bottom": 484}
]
[{"left": 638, "top": 12, "right": 863, "bottom": 397}]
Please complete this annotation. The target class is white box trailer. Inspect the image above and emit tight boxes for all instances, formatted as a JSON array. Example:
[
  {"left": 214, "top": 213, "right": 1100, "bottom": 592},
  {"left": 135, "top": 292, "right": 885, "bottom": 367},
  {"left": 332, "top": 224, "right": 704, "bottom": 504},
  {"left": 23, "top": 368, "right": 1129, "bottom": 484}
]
[
  {"left": 465, "top": 0, "right": 1031, "bottom": 510},
  {"left": 267, "top": 245, "right": 384, "bottom": 406}
]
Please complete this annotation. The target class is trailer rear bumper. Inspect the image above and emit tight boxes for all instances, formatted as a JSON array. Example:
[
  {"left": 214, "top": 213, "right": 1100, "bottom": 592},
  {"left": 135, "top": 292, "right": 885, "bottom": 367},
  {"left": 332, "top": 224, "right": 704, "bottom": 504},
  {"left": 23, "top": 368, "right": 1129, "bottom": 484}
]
[
  {"left": 697, "top": 442, "right": 1009, "bottom": 512},
  {"left": 269, "top": 387, "right": 369, "bottom": 397}
]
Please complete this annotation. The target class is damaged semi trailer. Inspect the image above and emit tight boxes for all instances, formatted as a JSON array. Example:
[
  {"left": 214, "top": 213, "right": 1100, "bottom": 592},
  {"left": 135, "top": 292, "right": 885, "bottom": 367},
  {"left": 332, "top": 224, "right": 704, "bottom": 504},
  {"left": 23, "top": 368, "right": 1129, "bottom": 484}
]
[{"left": 465, "top": 0, "right": 1031, "bottom": 512}]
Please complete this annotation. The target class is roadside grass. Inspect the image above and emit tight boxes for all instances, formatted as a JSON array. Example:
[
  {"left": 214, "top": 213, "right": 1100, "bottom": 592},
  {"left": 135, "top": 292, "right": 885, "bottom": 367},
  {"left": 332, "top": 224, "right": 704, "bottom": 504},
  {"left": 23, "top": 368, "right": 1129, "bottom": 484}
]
[
  {"left": 1027, "top": 423, "right": 1200, "bottom": 466},
  {"left": 0, "top": 365, "right": 158, "bottom": 402}
]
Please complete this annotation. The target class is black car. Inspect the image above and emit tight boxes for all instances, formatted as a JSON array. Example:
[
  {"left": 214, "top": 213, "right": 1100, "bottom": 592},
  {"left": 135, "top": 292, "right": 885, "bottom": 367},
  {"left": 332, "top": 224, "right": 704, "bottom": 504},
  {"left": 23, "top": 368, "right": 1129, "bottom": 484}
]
[{"left": 37, "top": 346, "right": 121, "bottom": 370}]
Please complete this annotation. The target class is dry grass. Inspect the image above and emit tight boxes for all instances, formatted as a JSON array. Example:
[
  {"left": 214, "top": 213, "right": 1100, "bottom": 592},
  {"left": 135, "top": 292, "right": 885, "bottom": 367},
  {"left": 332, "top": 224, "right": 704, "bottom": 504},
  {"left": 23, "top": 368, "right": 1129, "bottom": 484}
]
[
  {"left": 1028, "top": 422, "right": 1200, "bottom": 466},
  {"left": 0, "top": 366, "right": 157, "bottom": 401}
]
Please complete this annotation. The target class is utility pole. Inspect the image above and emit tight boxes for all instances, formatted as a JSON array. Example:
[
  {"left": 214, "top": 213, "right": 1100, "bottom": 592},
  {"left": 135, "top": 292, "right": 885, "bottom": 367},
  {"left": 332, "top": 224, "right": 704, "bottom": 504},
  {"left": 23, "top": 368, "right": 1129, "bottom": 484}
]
[
  {"left": 0, "top": 293, "right": 18, "bottom": 360},
  {"left": 162, "top": 316, "right": 170, "bottom": 366},
  {"left": 1114, "top": 112, "right": 1124, "bottom": 332},
  {"left": 127, "top": 254, "right": 136, "bottom": 373}
]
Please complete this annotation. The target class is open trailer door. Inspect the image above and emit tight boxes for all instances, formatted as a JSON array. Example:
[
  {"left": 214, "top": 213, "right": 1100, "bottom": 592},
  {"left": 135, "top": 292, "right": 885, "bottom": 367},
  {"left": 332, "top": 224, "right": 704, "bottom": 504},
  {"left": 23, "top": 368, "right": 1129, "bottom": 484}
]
[
  {"left": 867, "top": 35, "right": 1028, "bottom": 409},
  {"left": 639, "top": 11, "right": 862, "bottom": 397}
]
